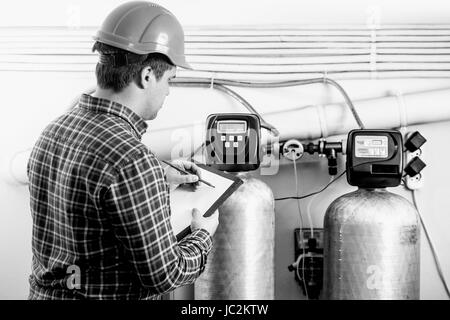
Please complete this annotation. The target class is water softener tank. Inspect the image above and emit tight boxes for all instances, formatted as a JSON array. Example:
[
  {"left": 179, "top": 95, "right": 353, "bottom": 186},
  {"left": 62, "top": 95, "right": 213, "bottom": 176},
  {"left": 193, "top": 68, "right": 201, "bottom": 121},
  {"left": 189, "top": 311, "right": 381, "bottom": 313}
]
[
  {"left": 195, "top": 173, "right": 275, "bottom": 299},
  {"left": 323, "top": 188, "right": 420, "bottom": 299}
]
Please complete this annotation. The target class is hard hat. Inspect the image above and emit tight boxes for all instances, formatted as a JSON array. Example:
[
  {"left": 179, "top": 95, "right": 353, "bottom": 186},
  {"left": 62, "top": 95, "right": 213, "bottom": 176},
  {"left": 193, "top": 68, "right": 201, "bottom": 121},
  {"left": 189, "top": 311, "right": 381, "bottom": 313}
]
[{"left": 93, "top": 1, "right": 191, "bottom": 69}]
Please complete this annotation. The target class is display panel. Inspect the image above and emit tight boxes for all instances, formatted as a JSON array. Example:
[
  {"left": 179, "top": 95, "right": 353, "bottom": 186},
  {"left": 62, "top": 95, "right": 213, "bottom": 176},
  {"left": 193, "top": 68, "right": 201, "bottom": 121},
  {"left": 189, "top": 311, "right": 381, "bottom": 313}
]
[
  {"left": 217, "top": 120, "right": 247, "bottom": 133},
  {"left": 355, "top": 135, "right": 388, "bottom": 158}
]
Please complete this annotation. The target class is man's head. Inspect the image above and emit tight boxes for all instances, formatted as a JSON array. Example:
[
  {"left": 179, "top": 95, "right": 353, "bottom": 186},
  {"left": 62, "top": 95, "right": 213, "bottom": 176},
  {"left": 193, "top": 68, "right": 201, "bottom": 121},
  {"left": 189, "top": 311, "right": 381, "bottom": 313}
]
[
  {"left": 93, "top": 42, "right": 176, "bottom": 120},
  {"left": 92, "top": 1, "right": 190, "bottom": 120}
]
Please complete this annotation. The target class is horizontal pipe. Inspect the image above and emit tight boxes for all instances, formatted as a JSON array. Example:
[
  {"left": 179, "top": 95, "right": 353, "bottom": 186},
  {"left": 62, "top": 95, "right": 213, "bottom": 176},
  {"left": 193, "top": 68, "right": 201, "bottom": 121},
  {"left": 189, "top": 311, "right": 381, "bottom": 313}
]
[
  {"left": 6, "top": 48, "right": 450, "bottom": 55},
  {"left": 9, "top": 62, "right": 450, "bottom": 73},
  {"left": 2, "top": 68, "right": 450, "bottom": 82},
  {"left": 6, "top": 42, "right": 450, "bottom": 49},
  {"left": 5, "top": 36, "right": 450, "bottom": 44},
  {"left": 3, "top": 25, "right": 450, "bottom": 35},
  {"left": 6, "top": 54, "right": 450, "bottom": 65},
  {"left": 264, "top": 87, "right": 450, "bottom": 141}
]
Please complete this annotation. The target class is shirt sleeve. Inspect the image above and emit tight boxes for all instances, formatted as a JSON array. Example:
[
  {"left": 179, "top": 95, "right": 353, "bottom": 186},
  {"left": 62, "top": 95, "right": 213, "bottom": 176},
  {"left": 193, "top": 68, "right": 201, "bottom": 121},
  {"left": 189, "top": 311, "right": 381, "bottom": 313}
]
[{"left": 103, "top": 151, "right": 212, "bottom": 295}]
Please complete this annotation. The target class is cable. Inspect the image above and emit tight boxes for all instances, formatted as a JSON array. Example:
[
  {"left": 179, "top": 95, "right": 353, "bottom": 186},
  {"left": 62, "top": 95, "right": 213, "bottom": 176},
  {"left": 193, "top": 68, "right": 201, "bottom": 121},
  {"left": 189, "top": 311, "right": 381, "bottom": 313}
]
[
  {"left": 294, "top": 253, "right": 308, "bottom": 299},
  {"left": 173, "top": 77, "right": 365, "bottom": 129},
  {"left": 411, "top": 190, "right": 450, "bottom": 299},
  {"left": 292, "top": 156, "right": 312, "bottom": 235},
  {"left": 291, "top": 156, "right": 309, "bottom": 299},
  {"left": 276, "top": 134, "right": 402, "bottom": 201},
  {"left": 275, "top": 169, "right": 346, "bottom": 201},
  {"left": 323, "top": 78, "right": 365, "bottom": 129},
  {"left": 170, "top": 80, "right": 279, "bottom": 136},
  {"left": 305, "top": 175, "right": 335, "bottom": 227},
  {"left": 401, "top": 125, "right": 449, "bottom": 299},
  {"left": 295, "top": 254, "right": 305, "bottom": 290},
  {"left": 292, "top": 156, "right": 314, "bottom": 238}
]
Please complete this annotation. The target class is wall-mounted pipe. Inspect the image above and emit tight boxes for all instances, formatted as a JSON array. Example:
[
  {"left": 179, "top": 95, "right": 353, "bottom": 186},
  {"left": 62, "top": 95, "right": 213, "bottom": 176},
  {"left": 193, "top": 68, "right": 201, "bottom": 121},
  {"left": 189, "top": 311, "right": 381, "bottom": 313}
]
[{"left": 262, "top": 87, "right": 450, "bottom": 142}]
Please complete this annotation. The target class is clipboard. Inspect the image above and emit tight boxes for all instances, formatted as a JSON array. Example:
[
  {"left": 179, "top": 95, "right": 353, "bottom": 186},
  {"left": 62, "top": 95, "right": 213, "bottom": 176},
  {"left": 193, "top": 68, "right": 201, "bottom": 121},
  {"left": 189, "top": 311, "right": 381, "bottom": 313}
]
[{"left": 169, "top": 163, "right": 243, "bottom": 241}]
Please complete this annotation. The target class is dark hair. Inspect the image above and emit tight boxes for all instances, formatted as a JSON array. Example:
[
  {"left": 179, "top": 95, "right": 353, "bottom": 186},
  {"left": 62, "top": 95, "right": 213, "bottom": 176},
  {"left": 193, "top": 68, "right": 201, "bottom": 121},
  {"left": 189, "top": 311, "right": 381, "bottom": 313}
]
[{"left": 92, "top": 42, "right": 174, "bottom": 93}]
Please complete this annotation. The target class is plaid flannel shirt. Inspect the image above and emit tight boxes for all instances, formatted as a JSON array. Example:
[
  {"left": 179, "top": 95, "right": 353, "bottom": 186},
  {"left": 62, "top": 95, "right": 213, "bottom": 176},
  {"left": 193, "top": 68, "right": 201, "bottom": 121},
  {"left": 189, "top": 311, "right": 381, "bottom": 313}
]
[{"left": 27, "top": 94, "right": 212, "bottom": 299}]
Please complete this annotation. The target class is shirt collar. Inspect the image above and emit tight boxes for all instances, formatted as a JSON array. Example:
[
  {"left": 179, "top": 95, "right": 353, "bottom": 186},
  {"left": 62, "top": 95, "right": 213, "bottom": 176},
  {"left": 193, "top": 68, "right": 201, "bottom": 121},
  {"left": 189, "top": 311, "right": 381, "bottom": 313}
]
[{"left": 78, "top": 94, "right": 148, "bottom": 139}]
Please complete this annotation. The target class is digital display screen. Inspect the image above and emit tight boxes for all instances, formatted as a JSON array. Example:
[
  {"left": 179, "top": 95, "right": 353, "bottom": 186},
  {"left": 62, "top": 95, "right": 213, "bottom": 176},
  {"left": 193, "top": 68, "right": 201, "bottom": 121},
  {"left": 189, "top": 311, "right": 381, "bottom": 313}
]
[
  {"left": 217, "top": 120, "right": 247, "bottom": 133},
  {"left": 355, "top": 135, "right": 388, "bottom": 158}
]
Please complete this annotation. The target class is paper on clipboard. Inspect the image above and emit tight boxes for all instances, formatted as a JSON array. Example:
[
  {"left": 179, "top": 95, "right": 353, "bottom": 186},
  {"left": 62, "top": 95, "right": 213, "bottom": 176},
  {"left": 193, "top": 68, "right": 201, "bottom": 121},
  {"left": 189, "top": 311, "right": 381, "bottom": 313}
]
[{"left": 169, "top": 164, "right": 242, "bottom": 241}]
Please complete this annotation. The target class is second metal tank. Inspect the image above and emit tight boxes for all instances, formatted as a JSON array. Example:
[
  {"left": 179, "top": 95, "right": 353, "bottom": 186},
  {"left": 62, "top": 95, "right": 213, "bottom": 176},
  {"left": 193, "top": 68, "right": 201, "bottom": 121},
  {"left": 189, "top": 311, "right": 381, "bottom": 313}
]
[
  {"left": 195, "top": 172, "right": 275, "bottom": 299},
  {"left": 322, "top": 188, "right": 420, "bottom": 300}
]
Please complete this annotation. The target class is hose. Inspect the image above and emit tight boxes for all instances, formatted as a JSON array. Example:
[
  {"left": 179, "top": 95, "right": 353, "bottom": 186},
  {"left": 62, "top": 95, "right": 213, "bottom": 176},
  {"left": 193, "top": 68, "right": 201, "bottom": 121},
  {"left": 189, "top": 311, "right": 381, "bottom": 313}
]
[
  {"left": 170, "top": 81, "right": 280, "bottom": 136},
  {"left": 412, "top": 190, "right": 450, "bottom": 299},
  {"left": 291, "top": 156, "right": 309, "bottom": 299},
  {"left": 172, "top": 77, "right": 365, "bottom": 129}
]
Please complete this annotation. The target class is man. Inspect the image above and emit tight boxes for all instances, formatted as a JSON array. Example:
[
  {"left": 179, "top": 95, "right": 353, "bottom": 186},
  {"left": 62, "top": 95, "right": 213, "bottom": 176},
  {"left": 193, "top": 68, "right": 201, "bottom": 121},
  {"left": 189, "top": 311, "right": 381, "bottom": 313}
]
[{"left": 27, "top": 1, "right": 219, "bottom": 299}]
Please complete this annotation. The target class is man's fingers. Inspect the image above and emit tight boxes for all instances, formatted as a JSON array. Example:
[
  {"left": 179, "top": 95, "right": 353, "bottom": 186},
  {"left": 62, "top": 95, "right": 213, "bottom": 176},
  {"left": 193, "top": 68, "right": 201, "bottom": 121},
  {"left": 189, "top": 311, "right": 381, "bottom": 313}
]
[
  {"left": 192, "top": 208, "right": 201, "bottom": 219},
  {"left": 178, "top": 174, "right": 198, "bottom": 184},
  {"left": 181, "top": 161, "right": 202, "bottom": 180}
]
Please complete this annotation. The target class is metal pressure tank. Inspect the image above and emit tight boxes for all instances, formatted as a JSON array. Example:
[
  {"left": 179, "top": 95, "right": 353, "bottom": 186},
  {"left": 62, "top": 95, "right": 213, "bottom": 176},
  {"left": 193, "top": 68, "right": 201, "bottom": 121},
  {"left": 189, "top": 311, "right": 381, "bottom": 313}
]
[
  {"left": 323, "top": 188, "right": 420, "bottom": 300},
  {"left": 195, "top": 173, "right": 275, "bottom": 299}
]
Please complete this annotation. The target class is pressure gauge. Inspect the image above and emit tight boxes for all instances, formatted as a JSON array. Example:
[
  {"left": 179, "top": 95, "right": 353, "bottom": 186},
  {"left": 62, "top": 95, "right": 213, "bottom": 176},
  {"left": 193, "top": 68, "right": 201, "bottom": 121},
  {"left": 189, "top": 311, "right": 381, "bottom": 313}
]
[
  {"left": 346, "top": 129, "right": 403, "bottom": 188},
  {"left": 205, "top": 113, "right": 261, "bottom": 172}
]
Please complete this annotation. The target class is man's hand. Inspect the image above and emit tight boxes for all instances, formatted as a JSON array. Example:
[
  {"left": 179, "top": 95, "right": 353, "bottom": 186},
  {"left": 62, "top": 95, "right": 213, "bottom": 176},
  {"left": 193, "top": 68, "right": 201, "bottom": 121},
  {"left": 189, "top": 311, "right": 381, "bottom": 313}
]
[
  {"left": 164, "top": 159, "right": 202, "bottom": 191},
  {"left": 191, "top": 208, "right": 219, "bottom": 237}
]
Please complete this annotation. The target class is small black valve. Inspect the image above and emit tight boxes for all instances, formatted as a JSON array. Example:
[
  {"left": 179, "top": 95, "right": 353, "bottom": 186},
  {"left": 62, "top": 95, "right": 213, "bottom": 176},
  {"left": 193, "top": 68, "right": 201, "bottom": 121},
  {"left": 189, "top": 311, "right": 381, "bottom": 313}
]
[
  {"left": 327, "top": 149, "right": 338, "bottom": 176},
  {"left": 404, "top": 157, "right": 426, "bottom": 177},
  {"left": 405, "top": 131, "right": 427, "bottom": 152}
]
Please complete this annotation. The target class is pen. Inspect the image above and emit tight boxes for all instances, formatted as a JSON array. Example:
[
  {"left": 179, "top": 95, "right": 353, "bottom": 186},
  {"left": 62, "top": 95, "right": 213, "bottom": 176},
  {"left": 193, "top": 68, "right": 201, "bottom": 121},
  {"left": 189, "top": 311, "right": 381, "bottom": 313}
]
[{"left": 162, "top": 160, "right": 215, "bottom": 188}]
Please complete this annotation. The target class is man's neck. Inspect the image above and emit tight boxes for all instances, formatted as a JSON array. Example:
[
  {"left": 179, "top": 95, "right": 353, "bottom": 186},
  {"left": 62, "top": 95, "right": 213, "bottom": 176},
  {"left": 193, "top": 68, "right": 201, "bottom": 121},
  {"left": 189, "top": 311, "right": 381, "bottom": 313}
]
[{"left": 92, "top": 87, "right": 143, "bottom": 117}]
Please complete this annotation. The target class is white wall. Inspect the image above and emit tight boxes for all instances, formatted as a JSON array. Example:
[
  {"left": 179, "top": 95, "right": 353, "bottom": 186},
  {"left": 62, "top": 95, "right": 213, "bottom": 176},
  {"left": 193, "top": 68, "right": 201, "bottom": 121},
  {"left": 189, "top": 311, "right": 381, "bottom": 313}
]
[
  {"left": 1, "top": 0, "right": 450, "bottom": 27},
  {"left": 1, "top": 0, "right": 450, "bottom": 300}
]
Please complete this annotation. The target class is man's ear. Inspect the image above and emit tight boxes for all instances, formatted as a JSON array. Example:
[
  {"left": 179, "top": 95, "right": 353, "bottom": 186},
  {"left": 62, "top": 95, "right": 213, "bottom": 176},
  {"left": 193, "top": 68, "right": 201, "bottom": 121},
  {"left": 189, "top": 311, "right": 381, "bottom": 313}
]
[{"left": 139, "top": 67, "right": 153, "bottom": 89}]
